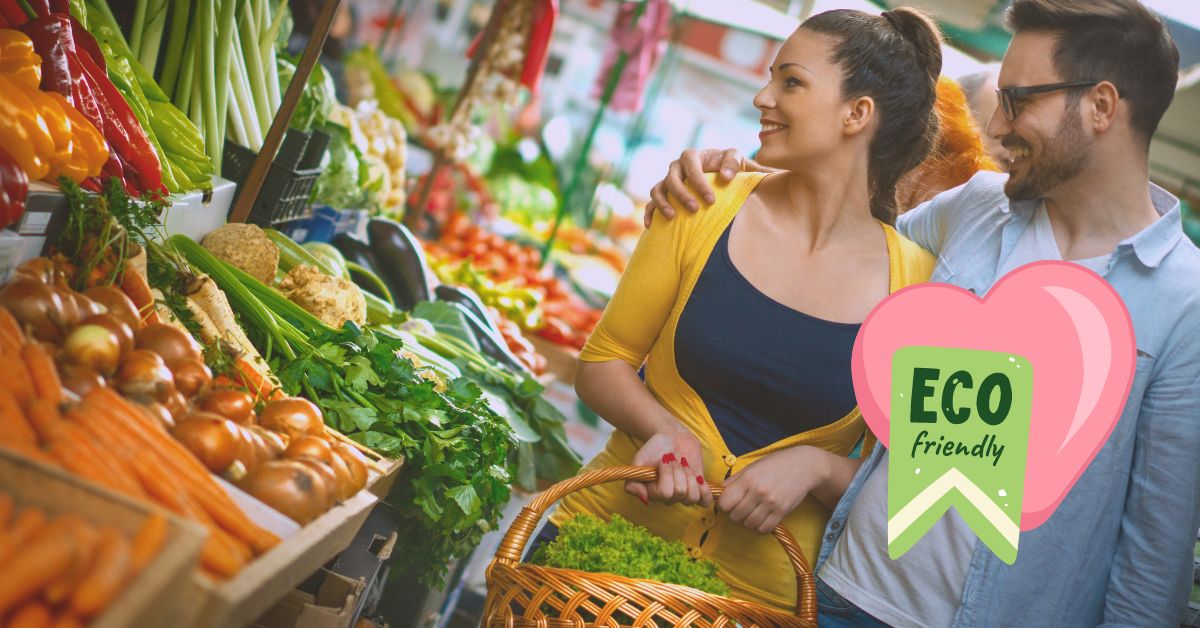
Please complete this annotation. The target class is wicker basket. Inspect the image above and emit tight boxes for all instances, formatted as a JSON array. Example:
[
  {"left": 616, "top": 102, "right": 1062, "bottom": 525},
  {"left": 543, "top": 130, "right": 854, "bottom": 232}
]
[{"left": 483, "top": 466, "right": 817, "bottom": 627}]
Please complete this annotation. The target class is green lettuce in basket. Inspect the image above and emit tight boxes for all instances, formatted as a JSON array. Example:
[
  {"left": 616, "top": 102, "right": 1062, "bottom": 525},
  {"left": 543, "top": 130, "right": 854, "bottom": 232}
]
[{"left": 530, "top": 514, "right": 729, "bottom": 596}]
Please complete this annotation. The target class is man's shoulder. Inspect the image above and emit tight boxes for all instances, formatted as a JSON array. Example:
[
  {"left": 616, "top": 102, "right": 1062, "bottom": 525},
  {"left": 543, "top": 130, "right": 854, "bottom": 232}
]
[{"left": 939, "top": 170, "right": 1011, "bottom": 213}]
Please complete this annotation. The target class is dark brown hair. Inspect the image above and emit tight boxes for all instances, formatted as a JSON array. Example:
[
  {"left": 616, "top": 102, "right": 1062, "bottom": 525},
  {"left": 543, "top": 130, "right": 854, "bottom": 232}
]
[
  {"left": 802, "top": 7, "right": 943, "bottom": 224},
  {"left": 1006, "top": 0, "right": 1179, "bottom": 145}
]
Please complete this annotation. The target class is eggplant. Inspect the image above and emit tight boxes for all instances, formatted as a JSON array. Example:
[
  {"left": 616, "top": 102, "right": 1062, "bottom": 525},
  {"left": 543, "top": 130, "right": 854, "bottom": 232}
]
[
  {"left": 366, "top": 218, "right": 433, "bottom": 311},
  {"left": 331, "top": 233, "right": 399, "bottom": 306},
  {"left": 448, "top": 301, "right": 532, "bottom": 375},
  {"left": 435, "top": 285, "right": 497, "bottom": 334}
]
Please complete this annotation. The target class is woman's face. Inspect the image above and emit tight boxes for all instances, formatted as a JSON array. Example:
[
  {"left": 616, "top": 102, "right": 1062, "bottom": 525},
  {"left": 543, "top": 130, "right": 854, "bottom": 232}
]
[{"left": 753, "top": 29, "right": 859, "bottom": 169}]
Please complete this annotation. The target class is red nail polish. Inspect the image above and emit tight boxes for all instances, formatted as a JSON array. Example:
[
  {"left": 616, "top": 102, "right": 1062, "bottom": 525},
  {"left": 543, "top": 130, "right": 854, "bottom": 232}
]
[
  {"left": 681, "top": 457, "right": 690, "bottom": 468},
  {"left": 696, "top": 476, "right": 706, "bottom": 486},
  {"left": 661, "top": 453, "right": 672, "bottom": 464}
]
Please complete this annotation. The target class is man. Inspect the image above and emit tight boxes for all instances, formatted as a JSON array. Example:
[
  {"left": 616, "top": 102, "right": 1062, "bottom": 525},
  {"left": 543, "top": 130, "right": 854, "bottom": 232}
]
[
  {"left": 642, "top": 1, "right": 1199, "bottom": 625},
  {"left": 957, "top": 66, "right": 1011, "bottom": 169}
]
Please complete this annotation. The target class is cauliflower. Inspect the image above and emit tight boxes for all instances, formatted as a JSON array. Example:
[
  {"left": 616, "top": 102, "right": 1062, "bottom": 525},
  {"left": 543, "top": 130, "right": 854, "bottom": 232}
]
[
  {"left": 200, "top": 223, "right": 279, "bottom": 285},
  {"left": 278, "top": 265, "right": 366, "bottom": 329}
]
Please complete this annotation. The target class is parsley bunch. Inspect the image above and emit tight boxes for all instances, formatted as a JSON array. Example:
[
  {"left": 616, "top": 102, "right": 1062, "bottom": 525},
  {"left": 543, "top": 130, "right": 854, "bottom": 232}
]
[{"left": 276, "top": 324, "right": 515, "bottom": 587}]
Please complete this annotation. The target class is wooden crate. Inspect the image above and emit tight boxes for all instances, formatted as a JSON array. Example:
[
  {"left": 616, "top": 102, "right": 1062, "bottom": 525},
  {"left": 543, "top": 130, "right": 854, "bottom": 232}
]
[
  {"left": 0, "top": 449, "right": 208, "bottom": 628},
  {"left": 180, "top": 488, "right": 378, "bottom": 628}
]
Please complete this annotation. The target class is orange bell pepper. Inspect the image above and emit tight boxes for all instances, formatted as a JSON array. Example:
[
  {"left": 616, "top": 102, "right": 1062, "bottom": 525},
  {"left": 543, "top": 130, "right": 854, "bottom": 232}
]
[
  {"left": 49, "top": 91, "right": 106, "bottom": 180},
  {"left": 0, "top": 30, "right": 41, "bottom": 90},
  {"left": 0, "top": 74, "right": 53, "bottom": 179}
]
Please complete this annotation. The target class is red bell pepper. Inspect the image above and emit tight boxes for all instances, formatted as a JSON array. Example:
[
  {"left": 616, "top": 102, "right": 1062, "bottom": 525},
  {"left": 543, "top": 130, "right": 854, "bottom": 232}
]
[
  {"left": 0, "top": 148, "right": 29, "bottom": 230},
  {"left": 520, "top": 0, "right": 558, "bottom": 95},
  {"left": 18, "top": 15, "right": 72, "bottom": 98},
  {"left": 26, "top": 0, "right": 50, "bottom": 18},
  {"left": 0, "top": 0, "right": 28, "bottom": 27}
]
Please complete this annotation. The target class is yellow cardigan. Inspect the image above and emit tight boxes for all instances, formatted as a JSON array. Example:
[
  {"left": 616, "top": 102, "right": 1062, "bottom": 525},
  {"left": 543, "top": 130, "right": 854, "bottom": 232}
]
[{"left": 552, "top": 172, "right": 933, "bottom": 611}]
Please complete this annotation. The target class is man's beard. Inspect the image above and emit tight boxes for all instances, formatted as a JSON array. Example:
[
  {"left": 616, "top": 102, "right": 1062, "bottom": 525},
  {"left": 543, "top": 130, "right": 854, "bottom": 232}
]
[{"left": 1003, "top": 107, "right": 1091, "bottom": 202}]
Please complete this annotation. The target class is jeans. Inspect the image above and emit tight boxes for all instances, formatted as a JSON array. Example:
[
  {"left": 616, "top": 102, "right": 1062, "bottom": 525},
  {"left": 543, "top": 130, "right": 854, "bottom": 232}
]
[{"left": 816, "top": 578, "right": 892, "bottom": 627}]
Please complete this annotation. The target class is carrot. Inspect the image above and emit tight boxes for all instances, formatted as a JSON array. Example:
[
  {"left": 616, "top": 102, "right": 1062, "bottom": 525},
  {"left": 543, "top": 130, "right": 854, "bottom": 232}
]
[
  {"left": 7, "top": 600, "right": 52, "bottom": 628},
  {"left": 0, "top": 442, "right": 57, "bottom": 467},
  {"left": 0, "top": 519, "right": 77, "bottom": 615},
  {"left": 0, "top": 353, "right": 35, "bottom": 406},
  {"left": 125, "top": 454, "right": 247, "bottom": 576},
  {"left": 48, "top": 613, "right": 84, "bottom": 628},
  {"left": 0, "top": 507, "right": 46, "bottom": 564},
  {"left": 41, "top": 515, "right": 97, "bottom": 607},
  {"left": 0, "top": 389, "right": 37, "bottom": 446},
  {"left": 22, "top": 398, "right": 66, "bottom": 444},
  {"left": 236, "top": 356, "right": 284, "bottom": 402},
  {"left": 85, "top": 389, "right": 278, "bottom": 553},
  {"left": 22, "top": 343, "right": 63, "bottom": 407},
  {"left": 60, "top": 408, "right": 147, "bottom": 498},
  {"left": 0, "top": 307, "right": 23, "bottom": 355},
  {"left": 129, "top": 513, "right": 168, "bottom": 573},
  {"left": 69, "top": 526, "right": 132, "bottom": 617},
  {"left": 119, "top": 263, "right": 159, "bottom": 327}
]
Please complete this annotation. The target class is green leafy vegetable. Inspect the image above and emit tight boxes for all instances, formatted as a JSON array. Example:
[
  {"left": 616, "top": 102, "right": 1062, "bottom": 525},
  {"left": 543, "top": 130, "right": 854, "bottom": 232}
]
[{"left": 532, "top": 514, "right": 729, "bottom": 597}]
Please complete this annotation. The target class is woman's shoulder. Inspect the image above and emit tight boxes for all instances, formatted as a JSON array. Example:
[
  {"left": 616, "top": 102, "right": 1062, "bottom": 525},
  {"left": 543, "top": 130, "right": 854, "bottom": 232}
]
[{"left": 653, "top": 172, "right": 767, "bottom": 242}]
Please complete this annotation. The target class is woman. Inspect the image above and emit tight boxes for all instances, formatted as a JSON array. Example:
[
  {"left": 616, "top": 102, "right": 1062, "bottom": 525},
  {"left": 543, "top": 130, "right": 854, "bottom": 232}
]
[{"left": 550, "top": 8, "right": 942, "bottom": 611}]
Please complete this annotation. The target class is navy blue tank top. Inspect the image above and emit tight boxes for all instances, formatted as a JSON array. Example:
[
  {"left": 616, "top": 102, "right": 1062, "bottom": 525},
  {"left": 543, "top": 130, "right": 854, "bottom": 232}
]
[{"left": 674, "top": 222, "right": 860, "bottom": 456}]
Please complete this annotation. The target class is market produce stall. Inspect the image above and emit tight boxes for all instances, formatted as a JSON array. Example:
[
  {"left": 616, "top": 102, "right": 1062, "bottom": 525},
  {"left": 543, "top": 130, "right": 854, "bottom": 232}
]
[{"left": 0, "top": 0, "right": 638, "bottom": 624}]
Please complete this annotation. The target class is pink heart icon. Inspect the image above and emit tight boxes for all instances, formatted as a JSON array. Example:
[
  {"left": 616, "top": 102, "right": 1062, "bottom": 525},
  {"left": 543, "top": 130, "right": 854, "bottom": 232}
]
[{"left": 852, "top": 261, "right": 1136, "bottom": 530}]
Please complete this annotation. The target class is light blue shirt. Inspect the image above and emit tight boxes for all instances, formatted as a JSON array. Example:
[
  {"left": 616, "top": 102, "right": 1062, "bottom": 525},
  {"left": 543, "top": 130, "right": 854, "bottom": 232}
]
[{"left": 815, "top": 171, "right": 1200, "bottom": 627}]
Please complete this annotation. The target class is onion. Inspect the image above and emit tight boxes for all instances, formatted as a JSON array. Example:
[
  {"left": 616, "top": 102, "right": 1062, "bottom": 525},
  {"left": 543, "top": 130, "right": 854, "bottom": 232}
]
[
  {"left": 283, "top": 435, "right": 334, "bottom": 464},
  {"left": 63, "top": 324, "right": 122, "bottom": 376},
  {"left": 84, "top": 286, "right": 140, "bottom": 329},
  {"left": 293, "top": 458, "right": 338, "bottom": 510},
  {"left": 231, "top": 424, "right": 261, "bottom": 469},
  {"left": 14, "top": 257, "right": 56, "bottom": 284},
  {"left": 136, "top": 323, "right": 202, "bottom": 367},
  {"left": 139, "top": 401, "right": 176, "bottom": 431},
  {"left": 333, "top": 444, "right": 369, "bottom": 493},
  {"left": 164, "top": 390, "right": 190, "bottom": 422},
  {"left": 250, "top": 426, "right": 287, "bottom": 459},
  {"left": 78, "top": 313, "right": 134, "bottom": 359},
  {"left": 200, "top": 389, "right": 255, "bottom": 426},
  {"left": 50, "top": 286, "right": 82, "bottom": 330},
  {"left": 173, "top": 412, "right": 239, "bottom": 474},
  {"left": 239, "top": 460, "right": 327, "bottom": 524},
  {"left": 172, "top": 359, "right": 213, "bottom": 399},
  {"left": 117, "top": 349, "right": 176, "bottom": 403},
  {"left": 57, "top": 363, "right": 105, "bottom": 398},
  {"left": 223, "top": 460, "right": 248, "bottom": 484},
  {"left": 325, "top": 449, "right": 358, "bottom": 500},
  {"left": 0, "top": 278, "right": 65, "bottom": 342},
  {"left": 258, "top": 398, "right": 324, "bottom": 441}
]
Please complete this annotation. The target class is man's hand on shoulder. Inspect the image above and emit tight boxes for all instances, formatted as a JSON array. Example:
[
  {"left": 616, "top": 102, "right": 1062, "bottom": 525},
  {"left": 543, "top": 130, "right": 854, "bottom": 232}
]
[{"left": 643, "top": 148, "right": 750, "bottom": 228}]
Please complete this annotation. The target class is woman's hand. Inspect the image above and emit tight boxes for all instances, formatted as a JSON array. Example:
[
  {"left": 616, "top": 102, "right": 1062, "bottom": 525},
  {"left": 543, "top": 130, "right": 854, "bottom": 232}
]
[
  {"left": 718, "top": 446, "right": 835, "bottom": 534},
  {"left": 626, "top": 426, "right": 713, "bottom": 508},
  {"left": 643, "top": 148, "right": 776, "bottom": 227}
]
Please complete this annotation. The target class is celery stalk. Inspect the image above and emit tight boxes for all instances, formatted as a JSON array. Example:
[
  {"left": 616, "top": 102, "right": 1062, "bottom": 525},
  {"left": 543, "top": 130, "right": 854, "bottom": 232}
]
[
  {"left": 129, "top": 0, "right": 148, "bottom": 58},
  {"left": 213, "top": 0, "right": 238, "bottom": 164},
  {"left": 238, "top": 0, "right": 271, "bottom": 134},
  {"left": 159, "top": 0, "right": 190, "bottom": 94},
  {"left": 138, "top": 0, "right": 169, "bottom": 75},
  {"left": 200, "top": 0, "right": 221, "bottom": 171}
]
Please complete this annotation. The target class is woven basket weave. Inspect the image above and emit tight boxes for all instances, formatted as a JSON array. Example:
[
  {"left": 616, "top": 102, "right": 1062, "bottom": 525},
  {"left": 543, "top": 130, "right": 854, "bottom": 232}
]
[{"left": 482, "top": 466, "right": 817, "bottom": 627}]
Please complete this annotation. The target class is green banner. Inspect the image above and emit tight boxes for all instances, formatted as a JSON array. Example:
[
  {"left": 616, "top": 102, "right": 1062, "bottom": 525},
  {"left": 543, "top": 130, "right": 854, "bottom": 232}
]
[{"left": 888, "top": 346, "right": 1033, "bottom": 564}]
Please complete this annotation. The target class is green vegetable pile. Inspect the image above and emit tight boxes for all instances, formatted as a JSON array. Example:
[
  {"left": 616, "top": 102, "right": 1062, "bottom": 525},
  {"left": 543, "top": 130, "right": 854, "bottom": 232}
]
[
  {"left": 531, "top": 514, "right": 729, "bottom": 596},
  {"left": 172, "top": 236, "right": 515, "bottom": 588}
]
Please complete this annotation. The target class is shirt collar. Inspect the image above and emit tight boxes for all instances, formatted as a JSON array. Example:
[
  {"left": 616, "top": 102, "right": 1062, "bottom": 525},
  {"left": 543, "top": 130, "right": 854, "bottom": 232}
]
[{"left": 999, "top": 183, "right": 1182, "bottom": 269}]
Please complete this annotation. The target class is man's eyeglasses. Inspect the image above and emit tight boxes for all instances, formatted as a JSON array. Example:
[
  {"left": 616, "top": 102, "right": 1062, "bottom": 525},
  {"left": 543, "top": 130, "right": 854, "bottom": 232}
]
[{"left": 996, "top": 81, "right": 1101, "bottom": 121}]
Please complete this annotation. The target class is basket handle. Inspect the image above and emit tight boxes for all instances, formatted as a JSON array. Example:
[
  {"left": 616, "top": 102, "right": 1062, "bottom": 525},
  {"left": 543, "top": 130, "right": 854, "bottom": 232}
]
[{"left": 493, "top": 465, "right": 817, "bottom": 623}]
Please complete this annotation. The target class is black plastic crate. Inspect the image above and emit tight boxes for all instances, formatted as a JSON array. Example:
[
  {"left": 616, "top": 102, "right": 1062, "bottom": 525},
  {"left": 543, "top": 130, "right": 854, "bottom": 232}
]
[{"left": 222, "top": 128, "right": 328, "bottom": 226}]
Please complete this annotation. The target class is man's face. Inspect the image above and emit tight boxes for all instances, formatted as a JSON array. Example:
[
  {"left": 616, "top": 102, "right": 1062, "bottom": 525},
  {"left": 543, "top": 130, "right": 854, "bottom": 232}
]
[{"left": 987, "top": 32, "right": 1093, "bottom": 201}]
